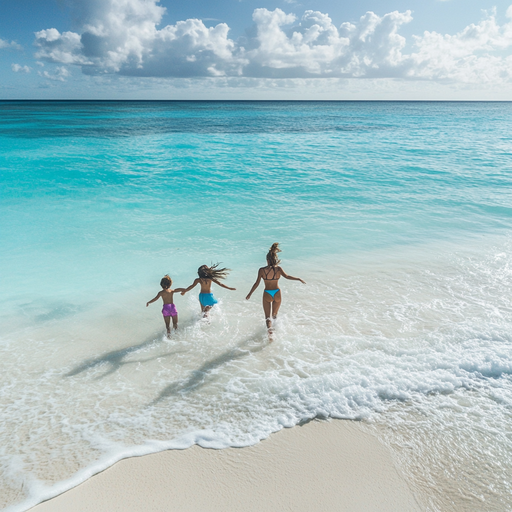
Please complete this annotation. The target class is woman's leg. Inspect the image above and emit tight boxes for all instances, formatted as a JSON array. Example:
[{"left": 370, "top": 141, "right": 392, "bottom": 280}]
[
  {"left": 262, "top": 292, "right": 273, "bottom": 330},
  {"left": 271, "top": 290, "right": 282, "bottom": 320}
]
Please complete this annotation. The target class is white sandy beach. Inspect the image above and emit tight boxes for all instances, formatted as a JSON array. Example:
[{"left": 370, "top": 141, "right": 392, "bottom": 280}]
[{"left": 30, "top": 419, "right": 423, "bottom": 512}]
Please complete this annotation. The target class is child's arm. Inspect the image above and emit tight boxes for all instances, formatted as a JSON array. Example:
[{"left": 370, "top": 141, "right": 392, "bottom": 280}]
[
  {"left": 146, "top": 291, "right": 162, "bottom": 307},
  {"left": 212, "top": 278, "right": 236, "bottom": 291},
  {"left": 246, "top": 270, "right": 262, "bottom": 300},
  {"left": 280, "top": 267, "right": 306, "bottom": 284},
  {"left": 173, "top": 288, "right": 185, "bottom": 293},
  {"left": 180, "top": 279, "right": 200, "bottom": 295}
]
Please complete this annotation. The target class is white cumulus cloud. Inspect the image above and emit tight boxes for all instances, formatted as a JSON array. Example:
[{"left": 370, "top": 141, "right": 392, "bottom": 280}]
[
  {"left": 12, "top": 63, "right": 31, "bottom": 73},
  {"left": 35, "top": 0, "right": 244, "bottom": 77},
  {"left": 244, "top": 9, "right": 348, "bottom": 77},
  {"left": 0, "top": 38, "right": 22, "bottom": 50},
  {"left": 32, "top": 0, "right": 512, "bottom": 84},
  {"left": 244, "top": 8, "right": 413, "bottom": 78},
  {"left": 38, "top": 66, "right": 70, "bottom": 82},
  {"left": 35, "top": 29, "right": 90, "bottom": 65},
  {"left": 408, "top": 6, "right": 512, "bottom": 83}
]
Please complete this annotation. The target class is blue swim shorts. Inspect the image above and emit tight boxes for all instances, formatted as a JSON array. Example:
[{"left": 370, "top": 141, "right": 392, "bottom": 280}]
[{"left": 199, "top": 293, "right": 218, "bottom": 307}]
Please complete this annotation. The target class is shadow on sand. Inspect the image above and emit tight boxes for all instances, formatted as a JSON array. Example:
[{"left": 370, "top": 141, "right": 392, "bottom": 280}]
[
  {"left": 65, "top": 333, "right": 186, "bottom": 380},
  {"left": 150, "top": 336, "right": 268, "bottom": 405}
]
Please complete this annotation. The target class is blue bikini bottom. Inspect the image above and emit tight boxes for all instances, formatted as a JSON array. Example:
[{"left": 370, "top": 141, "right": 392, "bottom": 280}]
[{"left": 265, "top": 289, "right": 280, "bottom": 298}]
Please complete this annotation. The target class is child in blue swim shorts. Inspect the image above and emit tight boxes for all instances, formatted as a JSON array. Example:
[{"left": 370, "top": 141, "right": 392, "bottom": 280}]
[{"left": 181, "top": 264, "right": 236, "bottom": 317}]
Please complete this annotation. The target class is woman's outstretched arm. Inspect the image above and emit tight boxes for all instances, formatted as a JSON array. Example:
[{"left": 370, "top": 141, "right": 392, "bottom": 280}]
[
  {"left": 280, "top": 267, "right": 306, "bottom": 284},
  {"left": 180, "top": 279, "right": 200, "bottom": 295},
  {"left": 246, "top": 270, "right": 263, "bottom": 300}
]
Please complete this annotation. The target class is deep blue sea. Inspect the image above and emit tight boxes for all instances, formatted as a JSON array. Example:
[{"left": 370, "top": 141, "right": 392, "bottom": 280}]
[{"left": 1, "top": 101, "right": 512, "bottom": 511}]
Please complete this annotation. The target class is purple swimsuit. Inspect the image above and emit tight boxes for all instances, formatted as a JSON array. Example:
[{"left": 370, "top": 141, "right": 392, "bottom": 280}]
[{"left": 162, "top": 303, "right": 178, "bottom": 317}]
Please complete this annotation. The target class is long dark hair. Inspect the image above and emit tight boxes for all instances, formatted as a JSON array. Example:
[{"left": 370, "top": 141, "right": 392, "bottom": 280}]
[
  {"left": 266, "top": 243, "right": 281, "bottom": 266},
  {"left": 197, "top": 263, "right": 230, "bottom": 280}
]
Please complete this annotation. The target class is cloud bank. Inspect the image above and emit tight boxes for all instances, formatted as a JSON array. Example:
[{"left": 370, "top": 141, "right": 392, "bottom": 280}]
[{"left": 33, "top": 0, "right": 512, "bottom": 84}]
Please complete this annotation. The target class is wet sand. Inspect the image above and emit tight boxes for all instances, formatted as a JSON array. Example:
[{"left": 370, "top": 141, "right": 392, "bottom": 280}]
[{"left": 31, "top": 419, "right": 423, "bottom": 512}]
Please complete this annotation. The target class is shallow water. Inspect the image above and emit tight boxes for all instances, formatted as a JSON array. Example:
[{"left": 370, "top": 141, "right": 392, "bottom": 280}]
[{"left": 1, "top": 101, "right": 512, "bottom": 511}]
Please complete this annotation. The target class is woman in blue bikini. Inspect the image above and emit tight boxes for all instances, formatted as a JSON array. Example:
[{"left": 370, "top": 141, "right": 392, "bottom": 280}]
[
  {"left": 246, "top": 243, "right": 306, "bottom": 335},
  {"left": 181, "top": 263, "right": 236, "bottom": 317}
]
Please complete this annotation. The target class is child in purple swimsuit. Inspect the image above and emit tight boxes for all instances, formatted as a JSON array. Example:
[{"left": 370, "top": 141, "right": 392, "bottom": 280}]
[
  {"left": 146, "top": 275, "right": 185, "bottom": 336},
  {"left": 181, "top": 264, "right": 236, "bottom": 317}
]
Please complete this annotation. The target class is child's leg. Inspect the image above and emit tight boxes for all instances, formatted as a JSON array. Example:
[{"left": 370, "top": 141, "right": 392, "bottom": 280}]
[
  {"left": 163, "top": 315, "right": 171, "bottom": 334},
  {"left": 172, "top": 314, "right": 178, "bottom": 330}
]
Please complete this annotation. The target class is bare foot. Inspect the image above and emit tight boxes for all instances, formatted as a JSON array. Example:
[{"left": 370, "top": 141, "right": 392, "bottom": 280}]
[{"left": 267, "top": 329, "right": 274, "bottom": 342}]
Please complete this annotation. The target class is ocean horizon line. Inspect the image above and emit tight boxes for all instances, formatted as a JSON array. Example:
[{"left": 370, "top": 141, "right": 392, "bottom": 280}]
[{"left": 2, "top": 98, "right": 512, "bottom": 103}]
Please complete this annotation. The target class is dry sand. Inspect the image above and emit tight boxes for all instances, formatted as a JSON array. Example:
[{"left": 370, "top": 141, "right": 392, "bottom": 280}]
[{"left": 30, "top": 419, "right": 423, "bottom": 512}]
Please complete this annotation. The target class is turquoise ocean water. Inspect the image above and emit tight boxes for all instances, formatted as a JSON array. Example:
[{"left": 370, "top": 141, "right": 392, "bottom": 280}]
[{"left": 1, "top": 101, "right": 511, "bottom": 511}]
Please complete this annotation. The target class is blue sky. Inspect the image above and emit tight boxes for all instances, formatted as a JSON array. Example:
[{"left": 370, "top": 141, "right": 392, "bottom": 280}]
[{"left": 1, "top": 0, "right": 512, "bottom": 99}]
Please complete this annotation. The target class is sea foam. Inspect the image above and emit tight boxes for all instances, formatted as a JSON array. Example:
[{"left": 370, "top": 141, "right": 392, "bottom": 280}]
[{"left": 2, "top": 236, "right": 512, "bottom": 511}]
